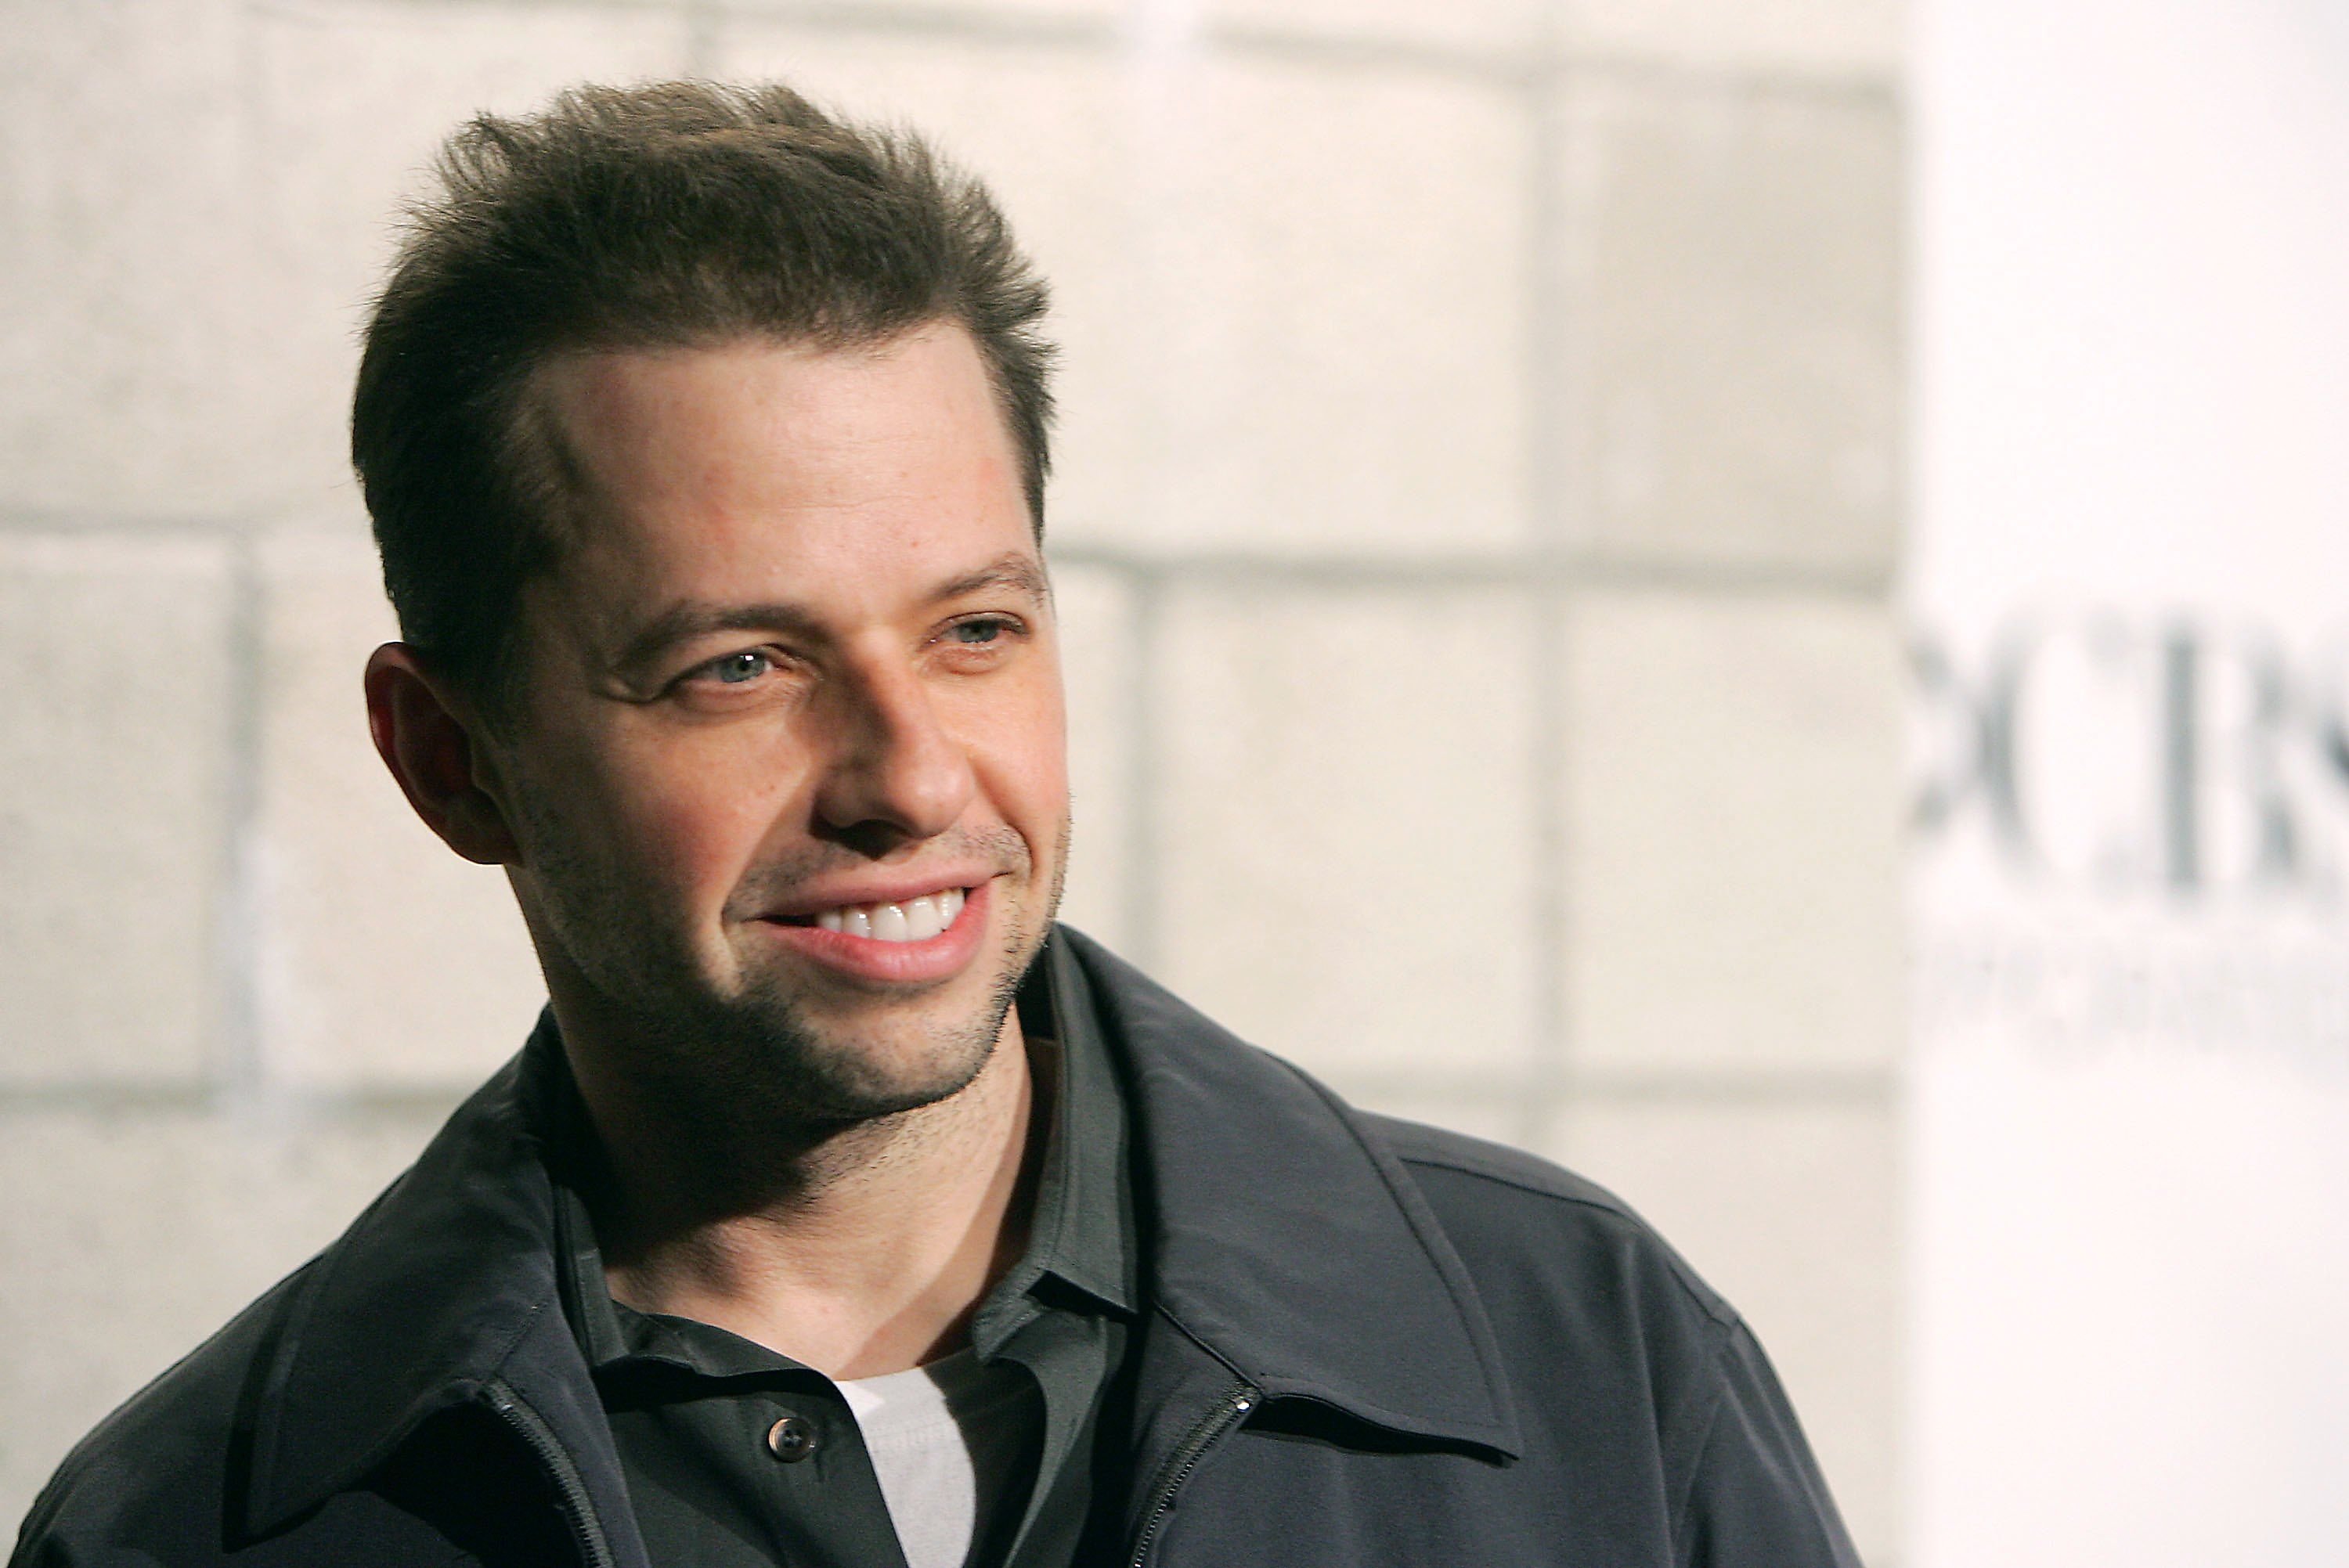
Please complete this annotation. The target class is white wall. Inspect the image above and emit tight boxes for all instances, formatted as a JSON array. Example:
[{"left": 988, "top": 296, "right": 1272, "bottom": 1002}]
[
  {"left": 2, "top": 0, "right": 1905, "bottom": 1551},
  {"left": 1909, "top": 2, "right": 2349, "bottom": 1563}
]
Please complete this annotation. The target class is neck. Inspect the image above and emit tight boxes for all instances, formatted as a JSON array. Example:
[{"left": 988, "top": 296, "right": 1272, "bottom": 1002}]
[{"left": 559, "top": 1009, "right": 1040, "bottom": 1382}]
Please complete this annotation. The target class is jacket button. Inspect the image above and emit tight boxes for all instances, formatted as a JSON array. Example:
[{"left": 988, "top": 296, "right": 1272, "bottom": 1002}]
[{"left": 766, "top": 1415, "right": 818, "bottom": 1463}]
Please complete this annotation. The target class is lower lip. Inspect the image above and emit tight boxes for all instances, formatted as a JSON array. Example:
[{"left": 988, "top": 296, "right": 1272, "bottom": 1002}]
[{"left": 755, "top": 879, "right": 992, "bottom": 986}]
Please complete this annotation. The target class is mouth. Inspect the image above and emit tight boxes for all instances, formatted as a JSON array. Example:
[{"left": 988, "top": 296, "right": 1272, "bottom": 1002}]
[
  {"left": 777, "top": 887, "right": 969, "bottom": 944},
  {"left": 755, "top": 879, "right": 991, "bottom": 985}
]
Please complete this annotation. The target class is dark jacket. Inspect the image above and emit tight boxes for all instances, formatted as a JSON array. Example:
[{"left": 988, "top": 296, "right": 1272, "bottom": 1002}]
[{"left": 12, "top": 930, "right": 1859, "bottom": 1567}]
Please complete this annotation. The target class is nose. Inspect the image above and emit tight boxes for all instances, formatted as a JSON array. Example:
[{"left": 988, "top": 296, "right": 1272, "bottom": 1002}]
[{"left": 810, "top": 658, "right": 976, "bottom": 853}]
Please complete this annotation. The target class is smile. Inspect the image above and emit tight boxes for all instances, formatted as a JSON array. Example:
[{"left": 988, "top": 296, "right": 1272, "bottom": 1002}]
[
  {"left": 809, "top": 888, "right": 968, "bottom": 943},
  {"left": 756, "top": 879, "right": 993, "bottom": 986}
]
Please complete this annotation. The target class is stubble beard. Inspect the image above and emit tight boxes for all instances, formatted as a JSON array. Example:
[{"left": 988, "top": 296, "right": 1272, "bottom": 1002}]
[
  {"left": 686, "top": 903, "right": 1037, "bottom": 1130},
  {"left": 525, "top": 814, "right": 1069, "bottom": 1148}
]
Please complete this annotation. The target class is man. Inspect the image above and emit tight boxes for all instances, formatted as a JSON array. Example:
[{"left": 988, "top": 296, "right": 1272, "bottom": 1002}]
[{"left": 13, "top": 82, "right": 1859, "bottom": 1568}]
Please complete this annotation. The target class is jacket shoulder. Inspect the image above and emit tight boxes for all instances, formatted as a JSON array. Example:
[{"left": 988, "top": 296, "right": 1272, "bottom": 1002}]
[
  {"left": 1356, "top": 1115, "right": 1860, "bottom": 1566},
  {"left": 1354, "top": 1109, "right": 1738, "bottom": 1332},
  {"left": 1359, "top": 1110, "right": 1630, "bottom": 1206}
]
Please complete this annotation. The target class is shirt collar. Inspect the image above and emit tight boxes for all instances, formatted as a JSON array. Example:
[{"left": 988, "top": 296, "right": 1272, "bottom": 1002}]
[{"left": 981, "top": 933, "right": 1138, "bottom": 1321}]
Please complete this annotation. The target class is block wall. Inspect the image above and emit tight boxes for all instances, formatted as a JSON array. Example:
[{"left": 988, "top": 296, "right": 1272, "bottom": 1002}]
[{"left": 0, "top": 0, "right": 1904, "bottom": 1555}]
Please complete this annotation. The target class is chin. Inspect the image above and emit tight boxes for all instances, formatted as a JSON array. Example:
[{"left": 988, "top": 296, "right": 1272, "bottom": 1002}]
[
  {"left": 806, "top": 1013, "right": 1005, "bottom": 1108},
  {"left": 684, "top": 980, "right": 1017, "bottom": 1128}
]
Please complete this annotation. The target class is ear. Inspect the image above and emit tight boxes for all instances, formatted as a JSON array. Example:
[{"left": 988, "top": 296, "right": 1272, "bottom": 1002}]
[{"left": 363, "top": 643, "right": 522, "bottom": 867}]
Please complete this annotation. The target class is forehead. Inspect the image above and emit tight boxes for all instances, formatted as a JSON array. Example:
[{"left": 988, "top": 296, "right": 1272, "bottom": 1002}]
[{"left": 524, "top": 326, "right": 1035, "bottom": 625}]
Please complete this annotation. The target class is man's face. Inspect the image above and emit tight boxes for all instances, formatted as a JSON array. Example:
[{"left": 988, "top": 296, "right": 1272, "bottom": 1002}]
[{"left": 487, "top": 324, "right": 1067, "bottom": 1123}]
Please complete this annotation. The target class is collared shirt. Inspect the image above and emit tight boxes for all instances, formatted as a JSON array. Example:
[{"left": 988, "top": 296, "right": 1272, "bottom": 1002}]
[{"left": 542, "top": 953, "right": 1138, "bottom": 1568}]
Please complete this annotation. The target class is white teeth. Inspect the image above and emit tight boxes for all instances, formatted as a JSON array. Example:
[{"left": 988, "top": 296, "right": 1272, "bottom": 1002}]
[{"left": 809, "top": 888, "right": 969, "bottom": 943}]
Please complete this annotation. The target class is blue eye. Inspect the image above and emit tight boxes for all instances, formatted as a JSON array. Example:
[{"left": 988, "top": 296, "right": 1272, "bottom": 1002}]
[
  {"left": 710, "top": 651, "right": 771, "bottom": 684},
  {"left": 949, "top": 618, "right": 1009, "bottom": 644}
]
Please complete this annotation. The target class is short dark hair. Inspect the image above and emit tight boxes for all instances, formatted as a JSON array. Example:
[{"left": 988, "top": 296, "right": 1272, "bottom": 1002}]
[{"left": 351, "top": 80, "right": 1055, "bottom": 708}]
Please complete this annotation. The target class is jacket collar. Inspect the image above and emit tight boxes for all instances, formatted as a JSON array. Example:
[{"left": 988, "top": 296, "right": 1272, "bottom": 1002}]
[
  {"left": 243, "top": 1015, "right": 633, "bottom": 1541},
  {"left": 1056, "top": 930, "right": 1523, "bottom": 1459},
  {"left": 245, "top": 929, "right": 1520, "bottom": 1531}
]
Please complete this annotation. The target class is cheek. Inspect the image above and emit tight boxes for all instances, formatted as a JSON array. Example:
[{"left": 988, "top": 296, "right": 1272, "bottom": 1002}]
[
  {"left": 548, "top": 727, "right": 810, "bottom": 904},
  {"left": 633, "top": 741, "right": 814, "bottom": 892},
  {"left": 966, "top": 683, "right": 1070, "bottom": 830}
]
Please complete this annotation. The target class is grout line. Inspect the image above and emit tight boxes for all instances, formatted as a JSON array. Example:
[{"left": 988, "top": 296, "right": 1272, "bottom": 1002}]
[
  {"left": 1567, "top": 1065, "right": 1899, "bottom": 1105},
  {"left": 218, "top": 0, "right": 276, "bottom": 1116},
  {"left": 604, "top": 0, "right": 1534, "bottom": 84},
  {"left": 0, "top": 1064, "right": 1892, "bottom": 1119},
  {"left": 693, "top": 0, "right": 1120, "bottom": 52},
  {"left": 0, "top": 511, "right": 254, "bottom": 539},
  {"left": 1324, "top": 1062, "right": 1899, "bottom": 1108},
  {"left": 0, "top": 1081, "right": 471, "bottom": 1118},
  {"left": 1041, "top": 539, "right": 1896, "bottom": 597},
  {"left": 716, "top": 0, "right": 1534, "bottom": 88},
  {"left": 0, "top": 510, "right": 1892, "bottom": 597},
  {"left": 0, "top": 503, "right": 367, "bottom": 539},
  {"left": 1120, "top": 564, "right": 1167, "bottom": 971},
  {"left": 1517, "top": 59, "right": 1571, "bottom": 1155},
  {"left": 0, "top": 1083, "right": 222, "bottom": 1114},
  {"left": 1519, "top": 604, "right": 1567, "bottom": 1152},
  {"left": 1553, "top": 49, "right": 1904, "bottom": 105},
  {"left": 377, "top": 0, "right": 1897, "bottom": 97},
  {"left": 1525, "top": 70, "right": 1573, "bottom": 557},
  {"left": 684, "top": 0, "right": 721, "bottom": 73},
  {"left": 1197, "top": 19, "right": 1543, "bottom": 88},
  {"left": 215, "top": 534, "right": 269, "bottom": 1107}
]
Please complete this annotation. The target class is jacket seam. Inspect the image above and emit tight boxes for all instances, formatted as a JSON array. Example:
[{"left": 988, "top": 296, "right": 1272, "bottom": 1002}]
[
  {"left": 1150, "top": 1300, "right": 1258, "bottom": 1390},
  {"left": 248, "top": 1245, "right": 350, "bottom": 1517},
  {"left": 481, "top": 1289, "right": 560, "bottom": 1386},
  {"left": 1383, "top": 1149, "right": 1633, "bottom": 1209},
  {"left": 1665, "top": 1313, "right": 1741, "bottom": 1563},
  {"left": 1384, "top": 1149, "right": 1742, "bottom": 1333},
  {"left": 261, "top": 1280, "right": 561, "bottom": 1530}
]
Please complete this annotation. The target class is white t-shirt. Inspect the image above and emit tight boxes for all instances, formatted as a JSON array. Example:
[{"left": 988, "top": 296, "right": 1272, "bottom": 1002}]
[{"left": 838, "top": 1349, "right": 1041, "bottom": 1568}]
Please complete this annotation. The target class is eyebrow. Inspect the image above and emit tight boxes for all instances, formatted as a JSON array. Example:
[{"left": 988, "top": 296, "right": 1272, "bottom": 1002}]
[
  {"left": 932, "top": 552, "right": 1052, "bottom": 606},
  {"left": 610, "top": 550, "right": 1052, "bottom": 676}
]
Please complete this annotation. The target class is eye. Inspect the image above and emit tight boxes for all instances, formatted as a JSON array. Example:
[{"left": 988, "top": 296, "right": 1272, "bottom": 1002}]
[
  {"left": 945, "top": 616, "right": 1016, "bottom": 646},
  {"left": 700, "top": 649, "right": 775, "bottom": 686}
]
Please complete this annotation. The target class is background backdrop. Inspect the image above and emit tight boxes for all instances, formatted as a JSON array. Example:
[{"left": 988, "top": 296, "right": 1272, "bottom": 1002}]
[
  {"left": 1907, "top": 0, "right": 2349, "bottom": 1561},
  {"left": 0, "top": 0, "right": 1903, "bottom": 1552}
]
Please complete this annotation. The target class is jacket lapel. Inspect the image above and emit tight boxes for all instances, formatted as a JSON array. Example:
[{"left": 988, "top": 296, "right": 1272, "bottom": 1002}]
[
  {"left": 1059, "top": 930, "right": 1523, "bottom": 1461},
  {"left": 241, "top": 1018, "right": 638, "bottom": 1563}
]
